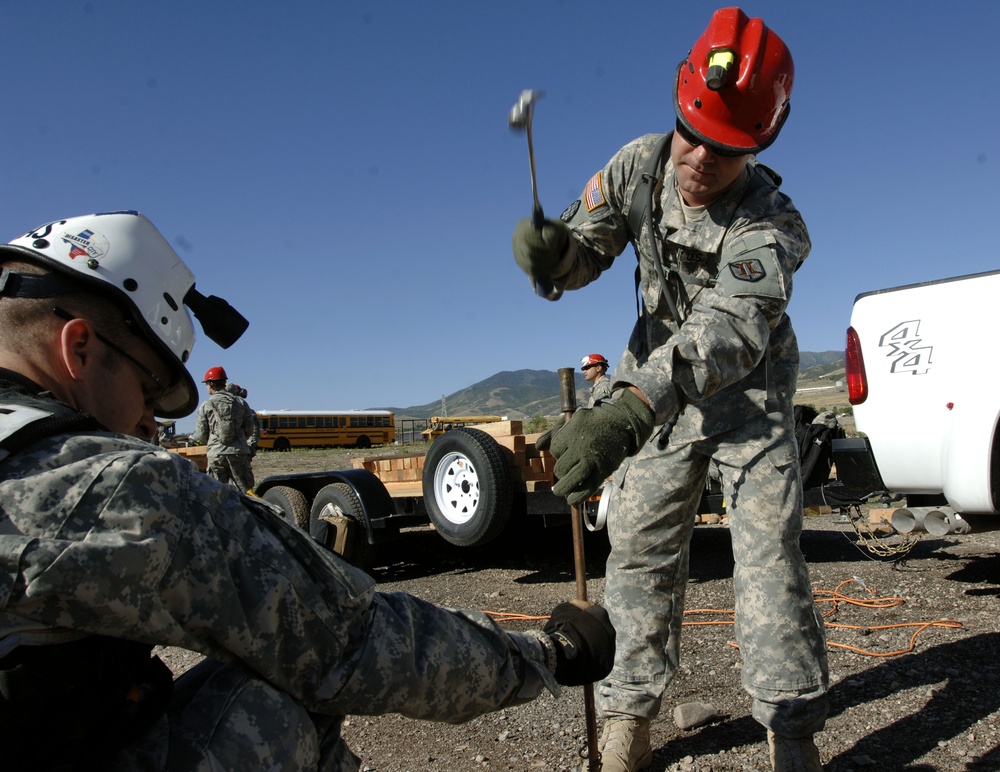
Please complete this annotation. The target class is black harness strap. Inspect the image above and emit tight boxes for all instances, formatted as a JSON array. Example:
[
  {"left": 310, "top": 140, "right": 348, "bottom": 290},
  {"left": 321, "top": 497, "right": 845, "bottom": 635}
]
[
  {"left": 628, "top": 134, "right": 680, "bottom": 334},
  {"left": 0, "top": 402, "right": 102, "bottom": 462}
]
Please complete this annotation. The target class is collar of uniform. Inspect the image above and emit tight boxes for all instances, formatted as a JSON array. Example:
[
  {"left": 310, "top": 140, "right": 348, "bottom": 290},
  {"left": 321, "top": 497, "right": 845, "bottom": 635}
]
[
  {"left": 0, "top": 367, "right": 48, "bottom": 397},
  {"left": 663, "top": 162, "right": 754, "bottom": 254},
  {"left": 0, "top": 367, "right": 100, "bottom": 425}
]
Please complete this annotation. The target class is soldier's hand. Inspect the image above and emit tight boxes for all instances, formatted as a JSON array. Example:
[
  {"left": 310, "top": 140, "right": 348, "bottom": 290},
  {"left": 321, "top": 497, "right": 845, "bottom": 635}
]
[
  {"left": 547, "top": 388, "right": 654, "bottom": 506},
  {"left": 512, "top": 218, "right": 569, "bottom": 281},
  {"left": 544, "top": 600, "right": 616, "bottom": 686}
]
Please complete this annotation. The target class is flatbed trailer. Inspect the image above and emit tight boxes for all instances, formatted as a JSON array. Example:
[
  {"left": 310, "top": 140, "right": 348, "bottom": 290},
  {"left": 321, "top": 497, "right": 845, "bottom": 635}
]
[{"left": 254, "top": 417, "right": 866, "bottom": 569}]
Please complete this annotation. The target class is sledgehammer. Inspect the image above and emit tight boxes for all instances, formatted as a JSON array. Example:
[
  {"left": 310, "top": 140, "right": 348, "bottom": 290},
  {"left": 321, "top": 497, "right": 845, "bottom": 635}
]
[
  {"left": 558, "top": 367, "right": 601, "bottom": 771},
  {"left": 509, "top": 89, "right": 557, "bottom": 301}
]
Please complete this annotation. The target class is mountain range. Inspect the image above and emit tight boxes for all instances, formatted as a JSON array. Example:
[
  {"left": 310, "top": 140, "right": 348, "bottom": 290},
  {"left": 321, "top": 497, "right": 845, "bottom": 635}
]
[{"left": 388, "top": 350, "right": 846, "bottom": 420}]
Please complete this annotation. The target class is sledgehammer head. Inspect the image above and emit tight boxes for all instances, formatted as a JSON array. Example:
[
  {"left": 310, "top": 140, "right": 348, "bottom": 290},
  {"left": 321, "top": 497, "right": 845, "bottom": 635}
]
[{"left": 508, "top": 89, "right": 544, "bottom": 130}]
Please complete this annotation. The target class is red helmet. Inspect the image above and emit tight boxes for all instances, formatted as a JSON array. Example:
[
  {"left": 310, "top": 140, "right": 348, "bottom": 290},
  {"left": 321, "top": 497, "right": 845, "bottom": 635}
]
[
  {"left": 674, "top": 7, "right": 793, "bottom": 155},
  {"left": 581, "top": 354, "right": 609, "bottom": 370},
  {"left": 203, "top": 365, "right": 227, "bottom": 383}
]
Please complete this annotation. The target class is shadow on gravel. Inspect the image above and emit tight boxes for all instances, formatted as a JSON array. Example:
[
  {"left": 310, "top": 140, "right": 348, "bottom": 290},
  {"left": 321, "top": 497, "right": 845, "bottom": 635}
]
[
  {"left": 649, "top": 714, "right": 765, "bottom": 769},
  {"left": 826, "top": 631, "right": 1000, "bottom": 770},
  {"left": 371, "top": 519, "right": 610, "bottom": 584},
  {"left": 642, "top": 633, "right": 1000, "bottom": 771},
  {"left": 947, "top": 551, "right": 1000, "bottom": 597},
  {"left": 371, "top": 520, "right": 745, "bottom": 585}
]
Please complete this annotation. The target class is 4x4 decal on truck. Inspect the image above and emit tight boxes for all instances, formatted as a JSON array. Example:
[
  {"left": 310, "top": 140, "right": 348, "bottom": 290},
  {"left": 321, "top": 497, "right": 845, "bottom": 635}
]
[{"left": 879, "top": 320, "right": 933, "bottom": 375}]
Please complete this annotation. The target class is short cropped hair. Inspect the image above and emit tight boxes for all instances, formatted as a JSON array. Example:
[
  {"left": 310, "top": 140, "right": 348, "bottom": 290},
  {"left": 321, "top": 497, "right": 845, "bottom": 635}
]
[{"left": 0, "top": 258, "right": 135, "bottom": 360}]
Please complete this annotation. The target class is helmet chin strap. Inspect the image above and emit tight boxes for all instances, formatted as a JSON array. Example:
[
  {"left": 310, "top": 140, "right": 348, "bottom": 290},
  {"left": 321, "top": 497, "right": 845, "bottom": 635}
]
[
  {"left": 0, "top": 268, "right": 78, "bottom": 298},
  {"left": 0, "top": 267, "right": 249, "bottom": 353},
  {"left": 0, "top": 268, "right": 250, "bottom": 348}
]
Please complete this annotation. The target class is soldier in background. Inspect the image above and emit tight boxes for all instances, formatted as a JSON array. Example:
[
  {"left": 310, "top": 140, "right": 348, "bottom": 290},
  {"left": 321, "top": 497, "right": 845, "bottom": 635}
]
[
  {"left": 226, "top": 380, "right": 260, "bottom": 462},
  {"left": 191, "top": 365, "right": 256, "bottom": 492},
  {"left": 512, "top": 8, "right": 827, "bottom": 771},
  {"left": 581, "top": 353, "right": 612, "bottom": 407},
  {"left": 0, "top": 210, "right": 615, "bottom": 770}
]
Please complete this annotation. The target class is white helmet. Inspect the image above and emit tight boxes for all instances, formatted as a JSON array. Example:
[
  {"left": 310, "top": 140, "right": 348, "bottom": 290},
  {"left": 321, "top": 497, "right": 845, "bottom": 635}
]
[{"left": 0, "top": 210, "right": 248, "bottom": 418}]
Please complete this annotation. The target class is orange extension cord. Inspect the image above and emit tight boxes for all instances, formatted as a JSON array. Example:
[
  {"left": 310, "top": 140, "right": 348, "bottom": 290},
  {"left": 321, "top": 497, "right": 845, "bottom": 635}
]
[{"left": 485, "top": 577, "right": 964, "bottom": 659}]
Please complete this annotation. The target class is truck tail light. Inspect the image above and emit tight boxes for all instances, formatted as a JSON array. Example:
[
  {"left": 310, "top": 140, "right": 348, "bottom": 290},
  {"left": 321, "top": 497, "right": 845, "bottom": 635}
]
[{"left": 845, "top": 326, "right": 868, "bottom": 405}]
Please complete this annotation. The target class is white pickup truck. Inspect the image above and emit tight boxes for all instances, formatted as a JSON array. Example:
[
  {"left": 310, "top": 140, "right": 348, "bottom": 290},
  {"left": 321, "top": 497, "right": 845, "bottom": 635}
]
[{"left": 833, "top": 269, "right": 1000, "bottom": 535}]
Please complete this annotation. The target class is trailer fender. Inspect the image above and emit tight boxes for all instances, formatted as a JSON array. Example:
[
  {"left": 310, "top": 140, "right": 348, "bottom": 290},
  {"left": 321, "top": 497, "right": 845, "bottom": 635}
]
[{"left": 254, "top": 468, "right": 394, "bottom": 544}]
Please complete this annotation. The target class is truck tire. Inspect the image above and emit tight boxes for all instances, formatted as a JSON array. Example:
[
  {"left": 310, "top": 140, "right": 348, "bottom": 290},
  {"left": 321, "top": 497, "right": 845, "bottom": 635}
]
[
  {"left": 422, "top": 428, "right": 512, "bottom": 547},
  {"left": 355, "top": 435, "right": 372, "bottom": 449},
  {"left": 261, "top": 485, "right": 310, "bottom": 531},
  {"left": 310, "top": 482, "right": 376, "bottom": 571},
  {"left": 273, "top": 437, "right": 290, "bottom": 452}
]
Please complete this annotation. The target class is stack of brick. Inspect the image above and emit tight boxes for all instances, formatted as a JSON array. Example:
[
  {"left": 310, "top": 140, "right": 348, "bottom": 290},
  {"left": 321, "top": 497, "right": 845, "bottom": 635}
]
[{"left": 169, "top": 445, "right": 208, "bottom": 472}]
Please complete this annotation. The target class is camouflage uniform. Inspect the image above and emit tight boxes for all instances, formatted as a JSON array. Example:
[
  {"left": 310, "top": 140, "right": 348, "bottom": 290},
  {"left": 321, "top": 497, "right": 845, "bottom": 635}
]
[
  {"left": 0, "top": 375, "right": 561, "bottom": 770},
  {"left": 554, "top": 133, "right": 829, "bottom": 736},
  {"left": 588, "top": 373, "right": 613, "bottom": 407},
  {"left": 191, "top": 390, "right": 257, "bottom": 492}
]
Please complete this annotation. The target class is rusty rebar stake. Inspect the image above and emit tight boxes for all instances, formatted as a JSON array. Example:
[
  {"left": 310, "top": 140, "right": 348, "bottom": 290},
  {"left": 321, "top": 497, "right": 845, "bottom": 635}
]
[{"left": 558, "top": 367, "right": 601, "bottom": 770}]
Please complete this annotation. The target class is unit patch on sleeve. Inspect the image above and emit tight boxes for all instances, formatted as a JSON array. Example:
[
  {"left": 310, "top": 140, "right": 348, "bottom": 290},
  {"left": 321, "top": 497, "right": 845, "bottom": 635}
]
[
  {"left": 728, "top": 259, "right": 765, "bottom": 282},
  {"left": 584, "top": 173, "right": 606, "bottom": 212},
  {"left": 560, "top": 200, "right": 581, "bottom": 222},
  {"left": 716, "top": 231, "right": 785, "bottom": 300}
]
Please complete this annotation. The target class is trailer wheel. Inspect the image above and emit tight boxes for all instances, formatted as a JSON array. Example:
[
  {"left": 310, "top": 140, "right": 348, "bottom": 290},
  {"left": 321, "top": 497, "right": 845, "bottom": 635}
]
[
  {"left": 310, "top": 483, "right": 376, "bottom": 571},
  {"left": 423, "top": 428, "right": 512, "bottom": 547},
  {"left": 261, "top": 485, "right": 310, "bottom": 531}
]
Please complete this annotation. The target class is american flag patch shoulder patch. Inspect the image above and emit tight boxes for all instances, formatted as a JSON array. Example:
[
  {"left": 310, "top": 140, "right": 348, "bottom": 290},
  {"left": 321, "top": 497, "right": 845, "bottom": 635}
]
[{"left": 584, "top": 173, "right": 606, "bottom": 212}]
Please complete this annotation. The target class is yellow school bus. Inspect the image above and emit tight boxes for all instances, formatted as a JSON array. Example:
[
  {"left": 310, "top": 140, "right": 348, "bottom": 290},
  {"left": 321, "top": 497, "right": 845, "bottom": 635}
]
[
  {"left": 420, "top": 415, "right": 503, "bottom": 440},
  {"left": 256, "top": 410, "right": 395, "bottom": 451}
]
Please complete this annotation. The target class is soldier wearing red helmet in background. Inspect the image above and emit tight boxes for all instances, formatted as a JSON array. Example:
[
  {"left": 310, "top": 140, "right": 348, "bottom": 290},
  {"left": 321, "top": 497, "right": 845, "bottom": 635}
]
[
  {"left": 191, "top": 364, "right": 257, "bottom": 491},
  {"left": 581, "top": 353, "right": 612, "bottom": 407},
  {"left": 512, "top": 7, "right": 826, "bottom": 771}
]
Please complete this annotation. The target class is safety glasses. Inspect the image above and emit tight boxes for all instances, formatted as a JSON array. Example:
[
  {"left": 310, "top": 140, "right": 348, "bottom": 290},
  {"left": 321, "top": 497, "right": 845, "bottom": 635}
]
[
  {"left": 674, "top": 120, "right": 748, "bottom": 158},
  {"left": 52, "top": 306, "right": 170, "bottom": 401}
]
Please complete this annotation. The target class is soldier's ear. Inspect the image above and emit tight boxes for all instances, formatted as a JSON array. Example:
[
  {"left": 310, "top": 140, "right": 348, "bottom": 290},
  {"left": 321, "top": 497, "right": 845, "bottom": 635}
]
[{"left": 59, "top": 317, "right": 100, "bottom": 382}]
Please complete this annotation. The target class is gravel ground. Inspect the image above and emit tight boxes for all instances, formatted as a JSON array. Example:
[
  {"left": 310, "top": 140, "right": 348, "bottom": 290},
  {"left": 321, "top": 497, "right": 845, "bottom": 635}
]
[{"left": 159, "top": 449, "right": 1000, "bottom": 771}]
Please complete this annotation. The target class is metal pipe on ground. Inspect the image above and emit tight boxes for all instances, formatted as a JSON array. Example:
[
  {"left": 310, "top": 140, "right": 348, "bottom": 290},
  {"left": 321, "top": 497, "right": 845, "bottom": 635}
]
[{"left": 891, "top": 505, "right": 971, "bottom": 535}]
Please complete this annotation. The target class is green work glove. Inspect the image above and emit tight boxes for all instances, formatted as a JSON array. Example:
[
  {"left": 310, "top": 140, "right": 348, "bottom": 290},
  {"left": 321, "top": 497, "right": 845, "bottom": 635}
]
[
  {"left": 512, "top": 217, "right": 570, "bottom": 280},
  {"left": 537, "top": 388, "right": 654, "bottom": 506},
  {"left": 544, "top": 600, "right": 616, "bottom": 686}
]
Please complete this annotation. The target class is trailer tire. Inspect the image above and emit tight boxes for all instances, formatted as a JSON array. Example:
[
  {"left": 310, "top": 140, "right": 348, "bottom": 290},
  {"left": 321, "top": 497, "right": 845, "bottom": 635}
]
[
  {"left": 261, "top": 485, "right": 310, "bottom": 531},
  {"left": 310, "top": 483, "right": 376, "bottom": 571},
  {"left": 423, "top": 428, "right": 512, "bottom": 547}
]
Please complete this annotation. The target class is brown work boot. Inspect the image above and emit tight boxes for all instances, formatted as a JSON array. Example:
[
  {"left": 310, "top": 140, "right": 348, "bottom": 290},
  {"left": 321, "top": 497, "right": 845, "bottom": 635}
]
[
  {"left": 767, "top": 730, "right": 823, "bottom": 772},
  {"left": 599, "top": 717, "right": 652, "bottom": 772}
]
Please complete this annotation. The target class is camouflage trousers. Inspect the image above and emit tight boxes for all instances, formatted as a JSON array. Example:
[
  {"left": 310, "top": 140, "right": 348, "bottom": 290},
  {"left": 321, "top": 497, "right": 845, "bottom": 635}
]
[
  {"left": 207, "top": 454, "right": 255, "bottom": 493},
  {"left": 598, "top": 412, "right": 829, "bottom": 738},
  {"left": 113, "top": 659, "right": 359, "bottom": 771}
]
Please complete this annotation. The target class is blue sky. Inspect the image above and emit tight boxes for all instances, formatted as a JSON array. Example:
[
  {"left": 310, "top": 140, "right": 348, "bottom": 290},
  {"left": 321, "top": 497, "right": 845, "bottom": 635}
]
[{"left": 3, "top": 1, "right": 998, "bottom": 430}]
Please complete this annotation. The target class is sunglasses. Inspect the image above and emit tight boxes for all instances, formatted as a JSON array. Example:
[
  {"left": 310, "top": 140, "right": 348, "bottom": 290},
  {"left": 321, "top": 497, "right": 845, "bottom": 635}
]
[
  {"left": 53, "top": 306, "right": 170, "bottom": 400},
  {"left": 674, "top": 120, "right": 748, "bottom": 158}
]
